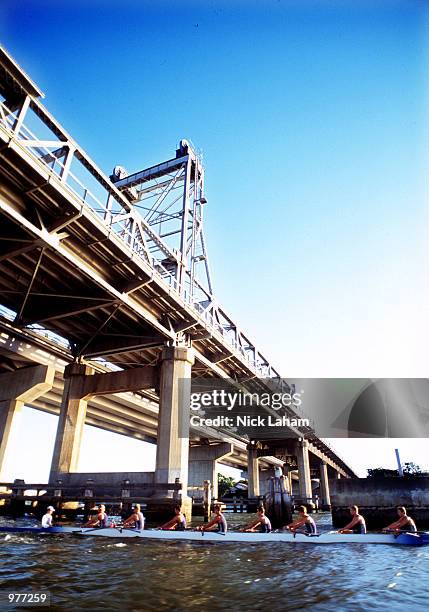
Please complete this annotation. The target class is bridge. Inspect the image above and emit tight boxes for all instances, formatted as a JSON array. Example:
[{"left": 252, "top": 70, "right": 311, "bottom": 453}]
[{"left": 0, "top": 46, "right": 355, "bottom": 518}]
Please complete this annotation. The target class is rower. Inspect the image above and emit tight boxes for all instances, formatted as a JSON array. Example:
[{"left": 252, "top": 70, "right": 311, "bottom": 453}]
[
  {"left": 160, "top": 505, "right": 187, "bottom": 531},
  {"left": 244, "top": 506, "right": 272, "bottom": 533},
  {"left": 123, "top": 503, "right": 145, "bottom": 530},
  {"left": 338, "top": 505, "right": 366, "bottom": 534},
  {"left": 85, "top": 504, "right": 109, "bottom": 528},
  {"left": 284, "top": 505, "right": 317, "bottom": 535},
  {"left": 197, "top": 504, "right": 227, "bottom": 533},
  {"left": 41, "top": 506, "right": 55, "bottom": 528},
  {"left": 383, "top": 506, "right": 417, "bottom": 533}
]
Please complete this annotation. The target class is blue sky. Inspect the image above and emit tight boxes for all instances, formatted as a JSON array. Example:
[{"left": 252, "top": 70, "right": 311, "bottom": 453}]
[{"left": 1, "top": 0, "right": 429, "bottom": 479}]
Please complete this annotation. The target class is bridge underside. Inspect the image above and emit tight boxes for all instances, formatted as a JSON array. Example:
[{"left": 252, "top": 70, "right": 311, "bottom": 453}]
[
  {"left": 0, "top": 155, "right": 238, "bottom": 374},
  {"left": 0, "top": 319, "right": 353, "bottom": 476}
]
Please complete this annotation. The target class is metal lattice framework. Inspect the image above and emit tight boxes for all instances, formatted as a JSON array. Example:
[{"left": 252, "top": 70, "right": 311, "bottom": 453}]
[{"left": 110, "top": 139, "right": 213, "bottom": 307}]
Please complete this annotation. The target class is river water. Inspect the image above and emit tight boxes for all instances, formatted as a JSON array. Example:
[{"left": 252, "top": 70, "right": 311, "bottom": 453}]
[{"left": 1, "top": 514, "right": 428, "bottom": 611}]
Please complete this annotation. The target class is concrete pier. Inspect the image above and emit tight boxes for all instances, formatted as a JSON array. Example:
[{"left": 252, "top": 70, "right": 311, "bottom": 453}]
[
  {"left": 319, "top": 461, "right": 331, "bottom": 509},
  {"left": 154, "top": 347, "right": 194, "bottom": 487},
  {"left": 154, "top": 347, "right": 194, "bottom": 515},
  {"left": 188, "top": 442, "right": 233, "bottom": 499},
  {"left": 247, "top": 442, "right": 260, "bottom": 497},
  {"left": 259, "top": 466, "right": 276, "bottom": 496},
  {"left": 0, "top": 365, "right": 54, "bottom": 479},
  {"left": 49, "top": 364, "right": 94, "bottom": 480},
  {"left": 296, "top": 439, "right": 312, "bottom": 503}
]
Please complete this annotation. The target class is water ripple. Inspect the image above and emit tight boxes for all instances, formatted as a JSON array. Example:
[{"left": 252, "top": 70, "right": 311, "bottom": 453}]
[{"left": 0, "top": 518, "right": 428, "bottom": 610}]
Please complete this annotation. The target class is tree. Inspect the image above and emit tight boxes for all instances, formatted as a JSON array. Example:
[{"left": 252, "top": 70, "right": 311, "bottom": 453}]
[
  {"left": 367, "top": 468, "right": 398, "bottom": 478},
  {"left": 218, "top": 474, "right": 236, "bottom": 497},
  {"left": 403, "top": 462, "right": 423, "bottom": 476},
  {"left": 367, "top": 464, "right": 428, "bottom": 478}
]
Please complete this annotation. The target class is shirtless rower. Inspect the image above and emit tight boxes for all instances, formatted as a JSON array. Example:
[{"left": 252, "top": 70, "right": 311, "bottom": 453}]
[
  {"left": 123, "top": 503, "right": 145, "bottom": 530},
  {"left": 197, "top": 504, "right": 227, "bottom": 533},
  {"left": 383, "top": 506, "right": 417, "bottom": 533},
  {"left": 160, "top": 505, "right": 187, "bottom": 531},
  {"left": 244, "top": 506, "right": 272, "bottom": 533},
  {"left": 284, "top": 505, "right": 317, "bottom": 535},
  {"left": 41, "top": 506, "right": 55, "bottom": 529},
  {"left": 338, "top": 505, "right": 366, "bottom": 534},
  {"left": 85, "top": 504, "right": 109, "bottom": 528}
]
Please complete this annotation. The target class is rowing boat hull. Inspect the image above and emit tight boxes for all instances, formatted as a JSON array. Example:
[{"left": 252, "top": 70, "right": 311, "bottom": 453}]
[{"left": 1, "top": 526, "right": 428, "bottom": 545}]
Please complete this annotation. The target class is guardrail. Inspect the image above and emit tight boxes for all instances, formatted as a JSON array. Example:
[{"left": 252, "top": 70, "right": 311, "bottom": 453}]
[{"left": 0, "top": 481, "right": 182, "bottom": 502}]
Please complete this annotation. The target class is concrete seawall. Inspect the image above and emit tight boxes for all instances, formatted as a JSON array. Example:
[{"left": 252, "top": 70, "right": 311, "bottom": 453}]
[{"left": 330, "top": 477, "right": 429, "bottom": 529}]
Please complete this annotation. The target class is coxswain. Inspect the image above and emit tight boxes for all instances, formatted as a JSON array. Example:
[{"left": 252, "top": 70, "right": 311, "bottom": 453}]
[
  {"left": 197, "top": 504, "right": 227, "bottom": 533},
  {"left": 41, "top": 506, "right": 55, "bottom": 528},
  {"left": 383, "top": 506, "right": 417, "bottom": 533},
  {"left": 284, "top": 505, "right": 317, "bottom": 535},
  {"left": 160, "top": 505, "right": 187, "bottom": 531},
  {"left": 244, "top": 506, "right": 272, "bottom": 533},
  {"left": 123, "top": 503, "right": 145, "bottom": 530},
  {"left": 85, "top": 504, "right": 109, "bottom": 528},
  {"left": 338, "top": 505, "right": 366, "bottom": 534}
]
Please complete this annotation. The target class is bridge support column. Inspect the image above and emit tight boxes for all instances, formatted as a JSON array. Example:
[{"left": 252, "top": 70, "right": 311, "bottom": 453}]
[
  {"left": 258, "top": 467, "right": 276, "bottom": 496},
  {"left": 247, "top": 443, "right": 260, "bottom": 497},
  {"left": 319, "top": 461, "right": 331, "bottom": 509},
  {"left": 296, "top": 439, "right": 312, "bottom": 503},
  {"left": 155, "top": 347, "right": 194, "bottom": 512},
  {"left": 188, "top": 442, "right": 233, "bottom": 499},
  {"left": 0, "top": 400, "right": 22, "bottom": 479},
  {"left": 282, "top": 464, "right": 293, "bottom": 494},
  {"left": 49, "top": 364, "right": 94, "bottom": 482},
  {"left": 0, "top": 365, "right": 54, "bottom": 479}
]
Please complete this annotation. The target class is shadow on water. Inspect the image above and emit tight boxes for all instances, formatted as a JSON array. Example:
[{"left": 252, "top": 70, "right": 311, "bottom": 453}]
[{"left": 1, "top": 516, "right": 428, "bottom": 611}]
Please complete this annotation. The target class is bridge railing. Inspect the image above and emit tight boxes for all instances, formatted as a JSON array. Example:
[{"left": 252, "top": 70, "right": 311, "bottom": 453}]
[{"left": 0, "top": 481, "right": 182, "bottom": 502}]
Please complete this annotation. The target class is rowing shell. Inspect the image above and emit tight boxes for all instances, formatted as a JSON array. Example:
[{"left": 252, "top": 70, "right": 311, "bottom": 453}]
[{"left": 1, "top": 526, "right": 428, "bottom": 546}]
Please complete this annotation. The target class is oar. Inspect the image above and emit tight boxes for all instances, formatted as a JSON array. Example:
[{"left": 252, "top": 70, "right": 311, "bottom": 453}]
[
  {"left": 73, "top": 526, "right": 138, "bottom": 536},
  {"left": 72, "top": 525, "right": 121, "bottom": 535},
  {"left": 198, "top": 528, "right": 226, "bottom": 536},
  {"left": 71, "top": 527, "right": 98, "bottom": 535},
  {"left": 85, "top": 527, "right": 106, "bottom": 534},
  {"left": 120, "top": 526, "right": 139, "bottom": 533}
]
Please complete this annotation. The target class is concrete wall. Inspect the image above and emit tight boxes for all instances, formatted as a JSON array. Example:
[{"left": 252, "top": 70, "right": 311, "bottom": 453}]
[
  {"left": 188, "top": 461, "right": 217, "bottom": 497},
  {"left": 331, "top": 477, "right": 429, "bottom": 529},
  {"left": 187, "top": 443, "right": 233, "bottom": 499}
]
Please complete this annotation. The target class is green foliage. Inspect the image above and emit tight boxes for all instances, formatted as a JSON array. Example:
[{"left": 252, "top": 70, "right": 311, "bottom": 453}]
[
  {"left": 403, "top": 462, "right": 423, "bottom": 475},
  {"left": 367, "top": 468, "right": 398, "bottom": 478},
  {"left": 367, "top": 463, "right": 427, "bottom": 478},
  {"left": 218, "top": 474, "right": 236, "bottom": 497}
]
